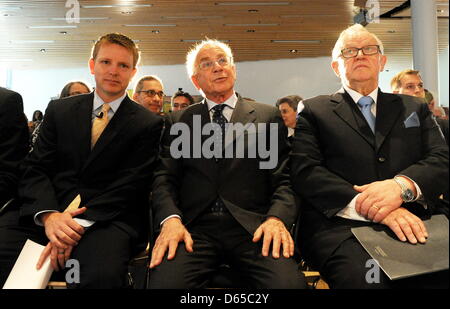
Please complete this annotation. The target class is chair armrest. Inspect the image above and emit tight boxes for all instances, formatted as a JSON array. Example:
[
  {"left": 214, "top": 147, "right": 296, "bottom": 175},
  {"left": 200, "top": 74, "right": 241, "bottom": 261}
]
[{"left": 0, "top": 198, "right": 15, "bottom": 216}]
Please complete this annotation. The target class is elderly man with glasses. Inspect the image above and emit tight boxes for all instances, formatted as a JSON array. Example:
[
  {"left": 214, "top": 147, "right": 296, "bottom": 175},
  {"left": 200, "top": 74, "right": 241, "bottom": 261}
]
[
  {"left": 290, "top": 24, "right": 448, "bottom": 288},
  {"left": 148, "top": 39, "right": 305, "bottom": 289}
]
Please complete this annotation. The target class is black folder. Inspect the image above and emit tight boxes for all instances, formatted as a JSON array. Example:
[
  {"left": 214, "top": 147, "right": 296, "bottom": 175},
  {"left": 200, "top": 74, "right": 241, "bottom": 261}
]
[{"left": 351, "top": 214, "right": 449, "bottom": 280}]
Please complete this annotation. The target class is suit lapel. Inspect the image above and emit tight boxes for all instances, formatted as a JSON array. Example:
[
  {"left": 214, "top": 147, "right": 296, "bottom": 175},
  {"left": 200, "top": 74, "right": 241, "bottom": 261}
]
[
  {"left": 180, "top": 101, "right": 218, "bottom": 183},
  {"left": 332, "top": 89, "right": 375, "bottom": 148},
  {"left": 375, "top": 90, "right": 403, "bottom": 152},
  {"left": 181, "top": 100, "right": 211, "bottom": 151},
  {"left": 74, "top": 93, "right": 94, "bottom": 164},
  {"left": 82, "top": 96, "right": 135, "bottom": 172},
  {"left": 225, "top": 95, "right": 257, "bottom": 150}
]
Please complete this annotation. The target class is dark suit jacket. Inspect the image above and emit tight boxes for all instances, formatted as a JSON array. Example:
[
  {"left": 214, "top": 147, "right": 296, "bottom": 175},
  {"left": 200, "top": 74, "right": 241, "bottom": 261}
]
[
  {"left": 436, "top": 117, "right": 449, "bottom": 146},
  {"left": 0, "top": 87, "right": 29, "bottom": 207},
  {"left": 152, "top": 94, "right": 297, "bottom": 236},
  {"left": 290, "top": 88, "right": 449, "bottom": 269},
  {"left": 19, "top": 93, "right": 163, "bottom": 240}
]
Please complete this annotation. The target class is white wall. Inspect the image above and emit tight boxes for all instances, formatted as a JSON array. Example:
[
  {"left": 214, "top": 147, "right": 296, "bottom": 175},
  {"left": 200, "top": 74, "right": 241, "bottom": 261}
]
[
  {"left": 9, "top": 57, "right": 341, "bottom": 119},
  {"left": 438, "top": 45, "right": 449, "bottom": 106},
  {"left": 9, "top": 68, "right": 95, "bottom": 119},
  {"left": 4, "top": 51, "right": 449, "bottom": 119}
]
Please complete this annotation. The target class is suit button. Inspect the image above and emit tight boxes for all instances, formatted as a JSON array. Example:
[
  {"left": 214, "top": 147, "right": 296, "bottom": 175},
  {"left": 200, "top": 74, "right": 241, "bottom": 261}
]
[{"left": 378, "top": 157, "right": 386, "bottom": 163}]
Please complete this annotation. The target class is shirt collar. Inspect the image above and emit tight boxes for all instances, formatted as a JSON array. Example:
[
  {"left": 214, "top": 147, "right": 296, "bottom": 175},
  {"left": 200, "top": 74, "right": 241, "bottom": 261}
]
[
  {"left": 343, "top": 84, "right": 379, "bottom": 105},
  {"left": 93, "top": 90, "right": 127, "bottom": 113},
  {"left": 205, "top": 92, "right": 238, "bottom": 111}
]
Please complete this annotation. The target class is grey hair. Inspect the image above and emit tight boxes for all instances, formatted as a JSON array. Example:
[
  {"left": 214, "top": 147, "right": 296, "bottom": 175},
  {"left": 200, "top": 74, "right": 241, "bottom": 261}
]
[
  {"left": 332, "top": 24, "right": 384, "bottom": 60},
  {"left": 134, "top": 75, "right": 164, "bottom": 93},
  {"left": 186, "top": 39, "right": 234, "bottom": 78}
]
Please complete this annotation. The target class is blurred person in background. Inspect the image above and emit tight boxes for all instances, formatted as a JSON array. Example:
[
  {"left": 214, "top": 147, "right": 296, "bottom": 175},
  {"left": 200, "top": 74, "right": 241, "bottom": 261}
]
[{"left": 171, "top": 88, "right": 195, "bottom": 112}]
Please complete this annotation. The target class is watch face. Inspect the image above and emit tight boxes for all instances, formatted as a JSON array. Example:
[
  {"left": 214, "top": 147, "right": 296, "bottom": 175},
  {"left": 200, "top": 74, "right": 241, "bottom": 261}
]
[{"left": 403, "top": 189, "right": 415, "bottom": 202}]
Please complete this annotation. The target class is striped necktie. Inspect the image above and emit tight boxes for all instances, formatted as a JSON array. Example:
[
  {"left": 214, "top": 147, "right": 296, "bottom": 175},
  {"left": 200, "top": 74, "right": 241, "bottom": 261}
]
[{"left": 91, "top": 103, "right": 111, "bottom": 148}]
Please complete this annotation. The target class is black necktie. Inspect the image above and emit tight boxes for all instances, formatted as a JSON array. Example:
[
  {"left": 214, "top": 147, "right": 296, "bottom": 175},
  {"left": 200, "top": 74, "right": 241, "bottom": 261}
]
[
  {"left": 212, "top": 104, "right": 228, "bottom": 153},
  {"left": 211, "top": 104, "right": 228, "bottom": 212},
  {"left": 212, "top": 104, "right": 228, "bottom": 134}
]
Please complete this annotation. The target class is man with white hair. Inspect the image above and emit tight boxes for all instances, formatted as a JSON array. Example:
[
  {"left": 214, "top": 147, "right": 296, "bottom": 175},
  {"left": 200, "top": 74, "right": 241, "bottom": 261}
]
[
  {"left": 290, "top": 24, "right": 448, "bottom": 288},
  {"left": 149, "top": 39, "right": 305, "bottom": 288}
]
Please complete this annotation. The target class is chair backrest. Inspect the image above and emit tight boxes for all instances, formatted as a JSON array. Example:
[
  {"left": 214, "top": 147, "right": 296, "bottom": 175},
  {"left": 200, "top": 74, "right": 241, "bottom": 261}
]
[{"left": 0, "top": 198, "right": 15, "bottom": 216}]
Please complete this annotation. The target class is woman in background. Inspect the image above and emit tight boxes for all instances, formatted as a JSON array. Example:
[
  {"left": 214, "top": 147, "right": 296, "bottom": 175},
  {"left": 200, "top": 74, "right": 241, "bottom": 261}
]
[
  {"left": 30, "top": 81, "right": 91, "bottom": 149},
  {"left": 59, "top": 81, "right": 91, "bottom": 98}
]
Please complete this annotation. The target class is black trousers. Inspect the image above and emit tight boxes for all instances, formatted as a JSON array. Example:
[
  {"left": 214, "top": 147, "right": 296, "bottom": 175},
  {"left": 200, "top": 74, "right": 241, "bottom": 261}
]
[
  {"left": 149, "top": 210, "right": 306, "bottom": 289},
  {"left": 320, "top": 236, "right": 449, "bottom": 289},
  {"left": 0, "top": 209, "right": 136, "bottom": 288}
]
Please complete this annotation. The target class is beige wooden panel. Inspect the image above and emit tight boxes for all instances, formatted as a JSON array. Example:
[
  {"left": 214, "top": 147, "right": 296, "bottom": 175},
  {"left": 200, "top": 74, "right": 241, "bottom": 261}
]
[{"left": 0, "top": 0, "right": 447, "bottom": 69}]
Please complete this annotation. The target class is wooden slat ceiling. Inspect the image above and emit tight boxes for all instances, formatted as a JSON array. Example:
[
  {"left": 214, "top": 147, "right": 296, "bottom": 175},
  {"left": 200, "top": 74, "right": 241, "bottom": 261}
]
[{"left": 0, "top": 0, "right": 448, "bottom": 69}]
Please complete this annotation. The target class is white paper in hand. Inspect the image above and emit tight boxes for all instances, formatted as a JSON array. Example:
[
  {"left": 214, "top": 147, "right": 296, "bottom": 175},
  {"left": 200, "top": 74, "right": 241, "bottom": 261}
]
[{"left": 2, "top": 239, "right": 53, "bottom": 289}]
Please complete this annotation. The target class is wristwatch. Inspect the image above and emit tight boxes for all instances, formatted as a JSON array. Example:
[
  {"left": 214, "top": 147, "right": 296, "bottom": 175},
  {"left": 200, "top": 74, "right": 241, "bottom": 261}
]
[{"left": 393, "top": 177, "right": 415, "bottom": 203}]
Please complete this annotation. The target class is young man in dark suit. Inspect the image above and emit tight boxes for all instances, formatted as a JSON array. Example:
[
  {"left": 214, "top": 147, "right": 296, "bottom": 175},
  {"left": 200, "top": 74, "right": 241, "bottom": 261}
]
[
  {"left": 0, "top": 33, "right": 163, "bottom": 288},
  {"left": 290, "top": 24, "right": 448, "bottom": 288},
  {"left": 148, "top": 39, "right": 305, "bottom": 288}
]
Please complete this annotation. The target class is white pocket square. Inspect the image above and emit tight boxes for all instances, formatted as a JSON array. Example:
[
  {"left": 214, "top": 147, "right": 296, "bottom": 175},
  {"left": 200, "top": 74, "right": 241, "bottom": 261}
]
[{"left": 404, "top": 112, "right": 420, "bottom": 128}]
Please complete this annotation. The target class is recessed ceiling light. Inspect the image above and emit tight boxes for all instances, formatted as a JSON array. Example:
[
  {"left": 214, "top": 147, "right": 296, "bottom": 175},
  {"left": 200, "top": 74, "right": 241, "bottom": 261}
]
[
  {"left": 271, "top": 40, "right": 321, "bottom": 43},
  {"left": 224, "top": 23, "right": 279, "bottom": 26},
  {"left": 50, "top": 17, "right": 109, "bottom": 21},
  {"left": 10, "top": 40, "right": 55, "bottom": 44},
  {"left": 82, "top": 4, "right": 152, "bottom": 8},
  {"left": 181, "top": 39, "right": 230, "bottom": 43},
  {"left": 0, "top": 59, "right": 33, "bottom": 62},
  {"left": 165, "top": 15, "right": 223, "bottom": 19},
  {"left": 123, "top": 24, "right": 176, "bottom": 27},
  {"left": 0, "top": 6, "right": 22, "bottom": 11},
  {"left": 280, "top": 14, "right": 340, "bottom": 18},
  {"left": 215, "top": 2, "right": 290, "bottom": 6},
  {"left": 40, "top": 48, "right": 46, "bottom": 53},
  {"left": 28, "top": 25, "right": 77, "bottom": 29}
]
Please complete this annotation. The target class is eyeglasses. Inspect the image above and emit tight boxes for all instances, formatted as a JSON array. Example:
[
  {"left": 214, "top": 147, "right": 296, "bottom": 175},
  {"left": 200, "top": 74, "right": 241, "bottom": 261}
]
[
  {"left": 198, "top": 56, "right": 232, "bottom": 71},
  {"left": 340, "top": 45, "right": 380, "bottom": 58},
  {"left": 137, "top": 89, "right": 164, "bottom": 98}
]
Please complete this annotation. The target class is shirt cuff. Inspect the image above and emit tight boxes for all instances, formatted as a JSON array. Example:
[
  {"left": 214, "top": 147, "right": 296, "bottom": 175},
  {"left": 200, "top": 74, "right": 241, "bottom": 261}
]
[
  {"left": 34, "top": 210, "right": 95, "bottom": 228},
  {"left": 73, "top": 218, "right": 95, "bottom": 228},
  {"left": 335, "top": 194, "right": 371, "bottom": 222},
  {"left": 34, "top": 210, "right": 58, "bottom": 226},
  {"left": 160, "top": 214, "right": 182, "bottom": 226}
]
